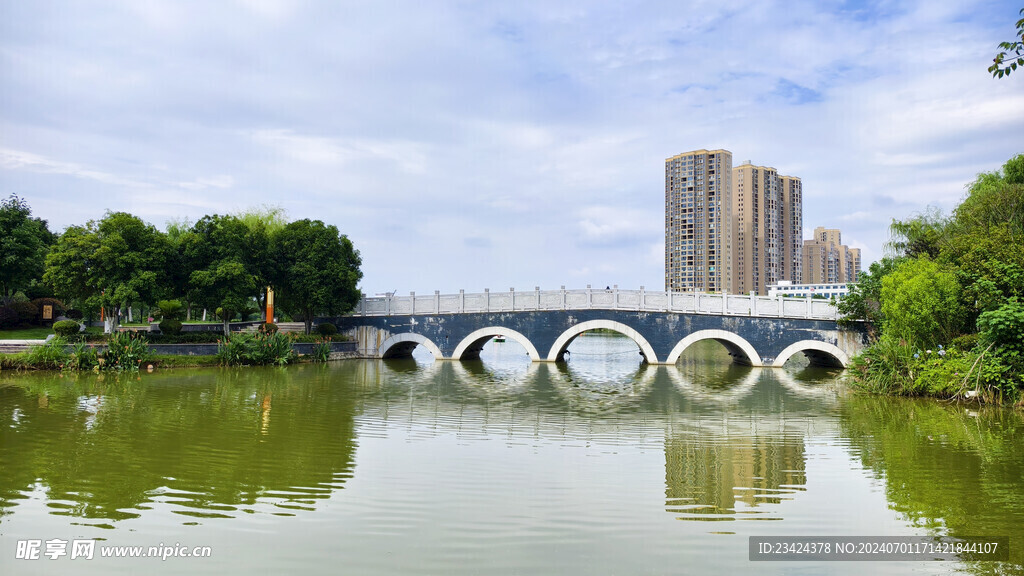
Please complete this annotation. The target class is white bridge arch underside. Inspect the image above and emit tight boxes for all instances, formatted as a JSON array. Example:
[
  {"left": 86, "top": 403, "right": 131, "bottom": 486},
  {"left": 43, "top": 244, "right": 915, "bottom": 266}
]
[
  {"left": 772, "top": 340, "right": 848, "bottom": 368},
  {"left": 452, "top": 327, "right": 542, "bottom": 361},
  {"left": 666, "top": 330, "right": 764, "bottom": 367},
  {"left": 379, "top": 333, "right": 445, "bottom": 360},
  {"left": 547, "top": 320, "right": 659, "bottom": 364}
]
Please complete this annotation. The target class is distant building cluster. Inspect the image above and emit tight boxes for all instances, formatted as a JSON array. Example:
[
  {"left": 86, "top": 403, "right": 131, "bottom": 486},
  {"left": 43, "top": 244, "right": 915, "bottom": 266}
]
[
  {"left": 802, "top": 226, "right": 861, "bottom": 285},
  {"left": 665, "top": 148, "right": 860, "bottom": 295}
]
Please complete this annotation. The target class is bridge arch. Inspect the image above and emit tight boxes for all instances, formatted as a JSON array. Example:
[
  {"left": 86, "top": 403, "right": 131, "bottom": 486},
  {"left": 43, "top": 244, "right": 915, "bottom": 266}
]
[
  {"left": 666, "top": 329, "right": 763, "bottom": 367},
  {"left": 772, "top": 340, "right": 848, "bottom": 368},
  {"left": 547, "top": 319, "right": 659, "bottom": 364},
  {"left": 379, "top": 333, "right": 445, "bottom": 360},
  {"left": 451, "top": 327, "right": 542, "bottom": 362}
]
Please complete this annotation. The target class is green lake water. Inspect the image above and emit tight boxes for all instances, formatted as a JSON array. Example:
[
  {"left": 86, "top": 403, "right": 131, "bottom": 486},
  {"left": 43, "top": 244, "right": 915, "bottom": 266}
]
[{"left": 1, "top": 336, "right": 1022, "bottom": 575}]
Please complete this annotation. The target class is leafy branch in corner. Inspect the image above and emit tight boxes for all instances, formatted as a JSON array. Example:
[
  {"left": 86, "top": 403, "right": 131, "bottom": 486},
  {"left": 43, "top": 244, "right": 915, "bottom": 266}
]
[{"left": 989, "top": 8, "right": 1024, "bottom": 78}]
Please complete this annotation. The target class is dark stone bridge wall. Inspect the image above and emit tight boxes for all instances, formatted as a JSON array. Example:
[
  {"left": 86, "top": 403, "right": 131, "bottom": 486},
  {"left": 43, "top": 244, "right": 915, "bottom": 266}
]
[{"left": 328, "top": 310, "right": 867, "bottom": 367}]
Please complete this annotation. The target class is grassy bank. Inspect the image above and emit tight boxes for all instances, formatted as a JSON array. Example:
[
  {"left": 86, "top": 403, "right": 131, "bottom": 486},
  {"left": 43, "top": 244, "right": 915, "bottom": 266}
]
[{"left": 0, "top": 330, "right": 342, "bottom": 372}]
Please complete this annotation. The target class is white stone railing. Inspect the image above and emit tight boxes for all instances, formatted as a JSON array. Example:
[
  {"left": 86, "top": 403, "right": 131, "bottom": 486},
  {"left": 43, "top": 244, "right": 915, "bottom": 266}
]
[{"left": 355, "top": 285, "right": 839, "bottom": 320}]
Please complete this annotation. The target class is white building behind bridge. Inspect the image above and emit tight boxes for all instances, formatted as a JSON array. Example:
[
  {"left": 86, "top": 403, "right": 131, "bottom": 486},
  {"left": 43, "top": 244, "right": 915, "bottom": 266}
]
[{"left": 767, "top": 280, "right": 852, "bottom": 299}]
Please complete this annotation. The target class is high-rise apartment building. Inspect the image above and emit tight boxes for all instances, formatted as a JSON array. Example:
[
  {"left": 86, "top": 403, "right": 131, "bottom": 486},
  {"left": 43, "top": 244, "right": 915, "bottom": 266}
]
[
  {"left": 731, "top": 162, "right": 803, "bottom": 295},
  {"left": 665, "top": 149, "right": 733, "bottom": 293},
  {"left": 802, "top": 227, "right": 860, "bottom": 284}
]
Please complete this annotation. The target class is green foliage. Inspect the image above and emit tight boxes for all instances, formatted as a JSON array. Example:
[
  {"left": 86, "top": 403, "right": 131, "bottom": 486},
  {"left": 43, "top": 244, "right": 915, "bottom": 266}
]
[
  {"left": 271, "top": 219, "right": 362, "bottom": 334},
  {"left": 258, "top": 322, "right": 279, "bottom": 334},
  {"left": 216, "top": 331, "right": 295, "bottom": 366},
  {"left": 102, "top": 331, "right": 152, "bottom": 371},
  {"left": 977, "top": 298, "right": 1024, "bottom": 355},
  {"left": 879, "top": 258, "right": 964, "bottom": 349},
  {"left": 24, "top": 283, "right": 56, "bottom": 300},
  {"left": 158, "top": 318, "right": 183, "bottom": 336},
  {"left": 837, "top": 257, "right": 903, "bottom": 333},
  {"left": 988, "top": 8, "right": 1024, "bottom": 78},
  {"left": 315, "top": 322, "right": 338, "bottom": 336},
  {"left": 44, "top": 212, "right": 174, "bottom": 331},
  {"left": 886, "top": 206, "right": 950, "bottom": 259},
  {"left": 310, "top": 337, "right": 332, "bottom": 362},
  {"left": 849, "top": 336, "right": 1019, "bottom": 403},
  {"left": 950, "top": 333, "right": 980, "bottom": 351},
  {"left": 0, "top": 306, "right": 18, "bottom": 329},
  {"left": 44, "top": 224, "right": 99, "bottom": 306},
  {"left": 848, "top": 334, "right": 918, "bottom": 395},
  {"left": 154, "top": 299, "right": 184, "bottom": 320},
  {"left": 53, "top": 319, "right": 82, "bottom": 337},
  {"left": 0, "top": 194, "right": 54, "bottom": 302},
  {"left": 24, "top": 337, "right": 70, "bottom": 369},
  {"left": 183, "top": 215, "right": 262, "bottom": 334},
  {"left": 7, "top": 301, "right": 39, "bottom": 326},
  {"left": 66, "top": 340, "right": 99, "bottom": 371},
  {"left": 854, "top": 155, "right": 1024, "bottom": 404}
]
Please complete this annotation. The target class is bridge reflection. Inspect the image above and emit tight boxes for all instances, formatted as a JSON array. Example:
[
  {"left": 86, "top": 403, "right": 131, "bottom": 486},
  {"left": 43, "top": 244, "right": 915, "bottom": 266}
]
[{"left": 0, "top": 360, "right": 841, "bottom": 530}]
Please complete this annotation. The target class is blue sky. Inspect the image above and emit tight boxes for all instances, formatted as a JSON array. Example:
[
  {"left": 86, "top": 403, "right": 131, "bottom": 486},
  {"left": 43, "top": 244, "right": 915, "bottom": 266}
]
[{"left": 2, "top": 0, "right": 1022, "bottom": 296}]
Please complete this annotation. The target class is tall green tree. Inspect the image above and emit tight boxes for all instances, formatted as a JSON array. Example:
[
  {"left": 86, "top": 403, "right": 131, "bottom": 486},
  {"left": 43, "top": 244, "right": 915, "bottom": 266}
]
[
  {"left": 45, "top": 213, "right": 172, "bottom": 332},
  {"left": 272, "top": 219, "right": 362, "bottom": 334},
  {"left": 184, "top": 215, "right": 261, "bottom": 335},
  {"left": 44, "top": 224, "right": 100, "bottom": 311},
  {"left": 233, "top": 205, "right": 288, "bottom": 319},
  {"left": 0, "top": 195, "right": 55, "bottom": 304},
  {"left": 164, "top": 217, "right": 195, "bottom": 319}
]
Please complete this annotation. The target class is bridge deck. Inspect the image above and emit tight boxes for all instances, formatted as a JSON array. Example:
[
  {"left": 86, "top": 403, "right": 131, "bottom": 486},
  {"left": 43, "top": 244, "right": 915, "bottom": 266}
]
[{"left": 356, "top": 287, "right": 839, "bottom": 320}]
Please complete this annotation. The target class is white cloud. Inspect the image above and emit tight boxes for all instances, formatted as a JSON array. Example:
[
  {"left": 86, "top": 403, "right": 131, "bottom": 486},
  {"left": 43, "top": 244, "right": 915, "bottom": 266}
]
[{"left": 2, "top": 0, "right": 1022, "bottom": 294}]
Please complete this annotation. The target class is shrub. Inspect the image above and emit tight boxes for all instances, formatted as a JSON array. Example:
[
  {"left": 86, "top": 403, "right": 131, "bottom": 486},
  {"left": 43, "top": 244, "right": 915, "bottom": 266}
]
[
  {"left": 216, "top": 332, "right": 295, "bottom": 366},
  {"left": 316, "top": 322, "right": 338, "bottom": 336},
  {"left": 24, "top": 337, "right": 70, "bottom": 369},
  {"left": 0, "top": 307, "right": 18, "bottom": 329},
  {"left": 951, "top": 333, "right": 980, "bottom": 351},
  {"left": 65, "top": 309, "right": 84, "bottom": 320},
  {"left": 250, "top": 331, "right": 295, "bottom": 365},
  {"left": 310, "top": 337, "right": 332, "bottom": 362},
  {"left": 66, "top": 340, "right": 99, "bottom": 371},
  {"left": 216, "top": 333, "right": 255, "bottom": 365},
  {"left": 53, "top": 319, "right": 82, "bottom": 337},
  {"left": 102, "top": 331, "right": 152, "bottom": 371},
  {"left": 977, "top": 298, "right": 1024, "bottom": 355},
  {"left": 159, "top": 318, "right": 183, "bottom": 336},
  {"left": 8, "top": 301, "right": 38, "bottom": 326},
  {"left": 258, "top": 322, "right": 279, "bottom": 334}
]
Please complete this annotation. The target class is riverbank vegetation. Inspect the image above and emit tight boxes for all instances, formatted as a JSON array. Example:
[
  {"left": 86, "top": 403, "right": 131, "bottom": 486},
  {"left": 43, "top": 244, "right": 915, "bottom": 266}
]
[
  {"left": 1, "top": 330, "right": 339, "bottom": 371},
  {"left": 839, "top": 154, "right": 1024, "bottom": 405},
  {"left": 1, "top": 201, "right": 362, "bottom": 335}
]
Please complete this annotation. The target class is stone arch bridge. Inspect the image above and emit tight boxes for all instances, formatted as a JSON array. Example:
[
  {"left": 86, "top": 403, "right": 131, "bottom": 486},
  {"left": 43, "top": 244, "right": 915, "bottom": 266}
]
[{"left": 326, "top": 287, "right": 867, "bottom": 368}]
